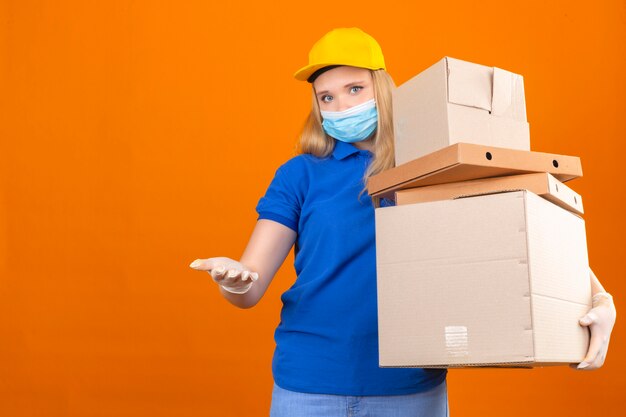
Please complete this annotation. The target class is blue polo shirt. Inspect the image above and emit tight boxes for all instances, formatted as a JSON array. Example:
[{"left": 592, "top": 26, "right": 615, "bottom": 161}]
[{"left": 255, "top": 139, "right": 447, "bottom": 396}]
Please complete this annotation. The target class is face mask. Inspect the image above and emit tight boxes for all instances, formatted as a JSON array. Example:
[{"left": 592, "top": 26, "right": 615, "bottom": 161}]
[{"left": 320, "top": 98, "right": 378, "bottom": 143}]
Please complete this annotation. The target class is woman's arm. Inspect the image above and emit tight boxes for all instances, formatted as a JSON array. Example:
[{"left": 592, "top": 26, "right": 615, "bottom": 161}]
[
  {"left": 220, "top": 219, "right": 296, "bottom": 308},
  {"left": 190, "top": 219, "right": 297, "bottom": 309},
  {"left": 590, "top": 268, "right": 607, "bottom": 295}
]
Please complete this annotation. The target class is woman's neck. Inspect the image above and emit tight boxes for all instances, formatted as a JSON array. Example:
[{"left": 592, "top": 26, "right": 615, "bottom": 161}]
[{"left": 352, "top": 137, "right": 375, "bottom": 152}]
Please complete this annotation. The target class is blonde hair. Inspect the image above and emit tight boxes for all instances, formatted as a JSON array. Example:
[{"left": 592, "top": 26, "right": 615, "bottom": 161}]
[{"left": 295, "top": 69, "right": 396, "bottom": 203}]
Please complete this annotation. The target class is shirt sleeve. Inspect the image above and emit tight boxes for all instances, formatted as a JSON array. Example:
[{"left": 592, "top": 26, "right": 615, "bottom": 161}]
[
  {"left": 380, "top": 197, "right": 396, "bottom": 207},
  {"left": 255, "top": 160, "right": 303, "bottom": 233}
]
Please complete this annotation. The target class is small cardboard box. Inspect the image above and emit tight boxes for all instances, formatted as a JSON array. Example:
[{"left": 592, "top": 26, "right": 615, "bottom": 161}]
[
  {"left": 375, "top": 190, "right": 591, "bottom": 368},
  {"left": 368, "top": 143, "right": 582, "bottom": 201},
  {"left": 395, "top": 172, "right": 584, "bottom": 216},
  {"left": 393, "top": 56, "right": 530, "bottom": 165}
]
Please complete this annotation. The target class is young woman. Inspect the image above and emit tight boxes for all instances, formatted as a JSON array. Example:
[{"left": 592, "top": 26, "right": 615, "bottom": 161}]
[{"left": 189, "top": 27, "right": 616, "bottom": 416}]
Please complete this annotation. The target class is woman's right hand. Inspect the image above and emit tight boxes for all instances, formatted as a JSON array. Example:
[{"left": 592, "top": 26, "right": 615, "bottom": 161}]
[{"left": 189, "top": 257, "right": 259, "bottom": 294}]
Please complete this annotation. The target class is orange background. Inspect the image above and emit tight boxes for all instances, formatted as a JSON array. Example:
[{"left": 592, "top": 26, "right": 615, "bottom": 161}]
[{"left": 1, "top": 1, "right": 625, "bottom": 416}]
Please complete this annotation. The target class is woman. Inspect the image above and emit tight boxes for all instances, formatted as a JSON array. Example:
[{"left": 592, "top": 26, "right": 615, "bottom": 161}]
[{"left": 189, "top": 27, "right": 616, "bottom": 416}]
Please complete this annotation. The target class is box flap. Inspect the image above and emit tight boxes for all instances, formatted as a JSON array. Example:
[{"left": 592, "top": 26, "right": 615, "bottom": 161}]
[
  {"left": 446, "top": 57, "right": 493, "bottom": 112},
  {"left": 492, "top": 67, "right": 527, "bottom": 121},
  {"left": 491, "top": 67, "right": 513, "bottom": 116}
]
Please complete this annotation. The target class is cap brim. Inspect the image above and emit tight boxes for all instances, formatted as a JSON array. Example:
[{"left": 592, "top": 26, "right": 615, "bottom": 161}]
[
  {"left": 294, "top": 63, "right": 339, "bottom": 81},
  {"left": 294, "top": 62, "right": 384, "bottom": 82}
]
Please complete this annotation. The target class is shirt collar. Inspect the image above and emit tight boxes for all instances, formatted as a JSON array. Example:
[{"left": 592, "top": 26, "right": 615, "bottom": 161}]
[{"left": 331, "top": 140, "right": 373, "bottom": 160}]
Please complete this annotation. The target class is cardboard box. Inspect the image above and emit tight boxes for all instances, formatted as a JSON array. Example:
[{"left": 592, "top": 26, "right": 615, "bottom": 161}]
[
  {"left": 395, "top": 173, "right": 584, "bottom": 216},
  {"left": 368, "top": 143, "right": 582, "bottom": 201},
  {"left": 375, "top": 190, "right": 591, "bottom": 367},
  {"left": 393, "top": 56, "right": 530, "bottom": 165}
]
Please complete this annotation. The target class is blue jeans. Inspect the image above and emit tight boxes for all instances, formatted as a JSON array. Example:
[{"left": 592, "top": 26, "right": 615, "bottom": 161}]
[{"left": 269, "top": 380, "right": 449, "bottom": 417}]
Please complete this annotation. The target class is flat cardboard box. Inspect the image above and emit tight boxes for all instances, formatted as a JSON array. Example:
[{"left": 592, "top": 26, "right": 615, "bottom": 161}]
[
  {"left": 395, "top": 173, "right": 584, "bottom": 216},
  {"left": 375, "top": 190, "right": 591, "bottom": 368},
  {"left": 368, "top": 143, "right": 582, "bottom": 201},
  {"left": 394, "top": 56, "right": 530, "bottom": 165}
]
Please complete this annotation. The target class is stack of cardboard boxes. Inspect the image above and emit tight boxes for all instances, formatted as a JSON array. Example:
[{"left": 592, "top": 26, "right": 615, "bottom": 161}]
[{"left": 368, "top": 57, "right": 591, "bottom": 368}]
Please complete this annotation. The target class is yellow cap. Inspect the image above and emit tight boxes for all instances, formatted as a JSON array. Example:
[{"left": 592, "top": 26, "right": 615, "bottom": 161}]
[{"left": 294, "top": 27, "right": 386, "bottom": 82}]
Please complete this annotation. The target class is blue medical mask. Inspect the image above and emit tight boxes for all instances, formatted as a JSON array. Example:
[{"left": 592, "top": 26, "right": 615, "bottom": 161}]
[{"left": 320, "top": 98, "right": 378, "bottom": 143}]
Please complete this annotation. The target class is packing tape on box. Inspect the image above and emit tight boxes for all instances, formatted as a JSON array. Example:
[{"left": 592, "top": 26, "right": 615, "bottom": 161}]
[{"left": 445, "top": 326, "right": 469, "bottom": 358}]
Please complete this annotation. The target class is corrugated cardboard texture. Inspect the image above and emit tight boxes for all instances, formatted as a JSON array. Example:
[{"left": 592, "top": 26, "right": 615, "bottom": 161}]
[
  {"left": 368, "top": 143, "right": 583, "bottom": 200},
  {"left": 531, "top": 296, "right": 591, "bottom": 363},
  {"left": 394, "top": 172, "right": 584, "bottom": 215},
  {"left": 375, "top": 190, "right": 590, "bottom": 368},
  {"left": 393, "top": 57, "right": 449, "bottom": 163},
  {"left": 394, "top": 57, "right": 530, "bottom": 164},
  {"left": 524, "top": 191, "right": 591, "bottom": 362}
]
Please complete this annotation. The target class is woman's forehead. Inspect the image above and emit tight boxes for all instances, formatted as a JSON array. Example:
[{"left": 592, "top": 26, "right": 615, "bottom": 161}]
[{"left": 313, "top": 66, "right": 372, "bottom": 91}]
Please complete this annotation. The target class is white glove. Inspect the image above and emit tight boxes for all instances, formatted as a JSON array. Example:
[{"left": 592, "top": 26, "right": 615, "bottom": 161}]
[
  {"left": 572, "top": 292, "right": 617, "bottom": 370},
  {"left": 189, "top": 257, "right": 259, "bottom": 294}
]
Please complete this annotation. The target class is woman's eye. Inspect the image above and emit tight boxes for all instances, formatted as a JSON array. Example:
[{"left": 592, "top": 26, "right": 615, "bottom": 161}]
[
  {"left": 322, "top": 95, "right": 333, "bottom": 103},
  {"left": 350, "top": 86, "right": 363, "bottom": 94}
]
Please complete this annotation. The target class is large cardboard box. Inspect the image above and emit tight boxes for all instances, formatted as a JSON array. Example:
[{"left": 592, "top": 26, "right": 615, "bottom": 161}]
[
  {"left": 368, "top": 142, "right": 582, "bottom": 201},
  {"left": 395, "top": 172, "right": 584, "bottom": 216},
  {"left": 393, "top": 56, "right": 530, "bottom": 165},
  {"left": 375, "top": 190, "right": 591, "bottom": 368}
]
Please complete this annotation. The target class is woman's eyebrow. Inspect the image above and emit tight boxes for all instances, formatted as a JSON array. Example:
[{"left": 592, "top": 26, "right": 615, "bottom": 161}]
[{"left": 316, "top": 81, "right": 366, "bottom": 97}]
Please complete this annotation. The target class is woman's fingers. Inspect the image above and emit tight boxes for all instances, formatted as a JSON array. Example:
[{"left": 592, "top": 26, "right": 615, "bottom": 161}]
[
  {"left": 226, "top": 269, "right": 241, "bottom": 279},
  {"left": 189, "top": 257, "right": 236, "bottom": 273},
  {"left": 239, "top": 271, "right": 259, "bottom": 281},
  {"left": 578, "top": 331, "right": 604, "bottom": 369},
  {"left": 211, "top": 265, "right": 227, "bottom": 281},
  {"left": 574, "top": 309, "right": 611, "bottom": 370},
  {"left": 189, "top": 258, "right": 214, "bottom": 271},
  {"left": 225, "top": 269, "right": 260, "bottom": 282},
  {"left": 189, "top": 258, "right": 259, "bottom": 293}
]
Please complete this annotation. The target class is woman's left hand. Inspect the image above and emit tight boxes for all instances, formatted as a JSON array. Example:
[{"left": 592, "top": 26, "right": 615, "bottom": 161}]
[{"left": 571, "top": 292, "right": 616, "bottom": 370}]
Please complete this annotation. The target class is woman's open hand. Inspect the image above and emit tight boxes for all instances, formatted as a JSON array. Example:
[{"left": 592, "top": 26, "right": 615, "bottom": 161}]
[{"left": 189, "top": 256, "right": 259, "bottom": 294}]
